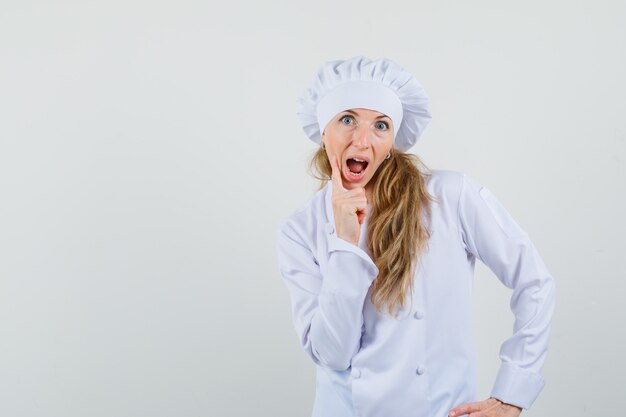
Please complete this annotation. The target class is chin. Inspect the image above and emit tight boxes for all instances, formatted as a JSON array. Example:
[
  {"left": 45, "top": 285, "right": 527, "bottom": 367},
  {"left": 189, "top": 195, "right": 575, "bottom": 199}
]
[{"left": 343, "top": 176, "right": 371, "bottom": 189}]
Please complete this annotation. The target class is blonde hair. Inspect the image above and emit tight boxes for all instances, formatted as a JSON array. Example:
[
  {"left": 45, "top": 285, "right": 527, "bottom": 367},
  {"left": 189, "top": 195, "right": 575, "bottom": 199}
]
[{"left": 309, "top": 147, "right": 438, "bottom": 318}]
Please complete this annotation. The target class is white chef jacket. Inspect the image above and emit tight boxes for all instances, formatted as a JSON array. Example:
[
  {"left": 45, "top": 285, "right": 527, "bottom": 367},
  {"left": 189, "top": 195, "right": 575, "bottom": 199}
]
[{"left": 276, "top": 169, "right": 555, "bottom": 417}]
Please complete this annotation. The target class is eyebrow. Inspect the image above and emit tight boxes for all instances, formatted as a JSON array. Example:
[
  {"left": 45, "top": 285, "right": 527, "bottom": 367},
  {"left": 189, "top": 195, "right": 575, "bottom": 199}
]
[{"left": 342, "top": 109, "right": 391, "bottom": 120}]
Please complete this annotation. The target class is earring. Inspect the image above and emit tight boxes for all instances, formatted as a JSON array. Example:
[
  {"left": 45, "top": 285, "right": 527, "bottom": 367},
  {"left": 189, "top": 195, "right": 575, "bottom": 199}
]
[{"left": 385, "top": 152, "right": 391, "bottom": 160}]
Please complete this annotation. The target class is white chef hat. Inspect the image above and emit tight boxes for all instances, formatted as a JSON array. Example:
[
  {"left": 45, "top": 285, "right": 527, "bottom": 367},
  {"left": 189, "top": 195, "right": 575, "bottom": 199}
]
[{"left": 296, "top": 56, "right": 432, "bottom": 151}]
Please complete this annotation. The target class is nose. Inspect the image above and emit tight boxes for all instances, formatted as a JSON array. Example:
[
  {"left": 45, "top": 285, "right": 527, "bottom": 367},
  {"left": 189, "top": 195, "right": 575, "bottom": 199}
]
[{"left": 352, "top": 123, "right": 371, "bottom": 149}]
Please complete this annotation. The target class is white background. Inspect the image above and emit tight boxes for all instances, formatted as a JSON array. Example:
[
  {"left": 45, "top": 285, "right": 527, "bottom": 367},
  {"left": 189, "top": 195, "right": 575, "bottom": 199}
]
[{"left": 1, "top": 1, "right": 624, "bottom": 416}]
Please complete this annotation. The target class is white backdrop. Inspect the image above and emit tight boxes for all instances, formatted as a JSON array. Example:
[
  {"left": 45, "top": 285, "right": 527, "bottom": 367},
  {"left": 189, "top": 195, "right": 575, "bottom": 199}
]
[{"left": 1, "top": 1, "right": 624, "bottom": 416}]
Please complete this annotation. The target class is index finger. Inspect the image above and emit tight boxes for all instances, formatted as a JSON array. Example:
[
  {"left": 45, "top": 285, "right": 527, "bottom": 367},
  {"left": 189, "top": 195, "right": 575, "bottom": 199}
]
[
  {"left": 448, "top": 401, "right": 483, "bottom": 417},
  {"left": 330, "top": 155, "right": 347, "bottom": 193}
]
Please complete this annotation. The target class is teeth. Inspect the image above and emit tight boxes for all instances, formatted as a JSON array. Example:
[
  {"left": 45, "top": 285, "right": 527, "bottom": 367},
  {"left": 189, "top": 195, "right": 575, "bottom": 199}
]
[{"left": 353, "top": 158, "right": 366, "bottom": 162}]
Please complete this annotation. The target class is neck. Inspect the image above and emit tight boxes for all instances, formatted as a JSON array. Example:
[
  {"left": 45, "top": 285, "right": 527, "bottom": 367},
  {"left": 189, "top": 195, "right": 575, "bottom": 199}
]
[{"left": 365, "top": 184, "right": 373, "bottom": 203}]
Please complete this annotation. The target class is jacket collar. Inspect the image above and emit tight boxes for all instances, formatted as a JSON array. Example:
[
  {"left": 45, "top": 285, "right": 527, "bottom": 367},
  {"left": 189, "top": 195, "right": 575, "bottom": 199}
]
[{"left": 324, "top": 180, "right": 334, "bottom": 227}]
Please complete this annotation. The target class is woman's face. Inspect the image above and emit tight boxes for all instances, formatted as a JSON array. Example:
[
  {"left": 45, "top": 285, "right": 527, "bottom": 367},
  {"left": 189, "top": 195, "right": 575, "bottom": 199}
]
[{"left": 322, "top": 108, "right": 395, "bottom": 191}]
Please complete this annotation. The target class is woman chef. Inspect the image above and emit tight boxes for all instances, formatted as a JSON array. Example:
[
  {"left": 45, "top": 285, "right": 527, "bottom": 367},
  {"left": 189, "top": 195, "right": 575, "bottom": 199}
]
[{"left": 276, "top": 56, "right": 555, "bottom": 417}]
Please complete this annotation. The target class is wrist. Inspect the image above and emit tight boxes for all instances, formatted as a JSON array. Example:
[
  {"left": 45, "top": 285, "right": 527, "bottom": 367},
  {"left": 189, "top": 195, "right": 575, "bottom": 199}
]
[
  {"left": 490, "top": 397, "right": 522, "bottom": 413},
  {"left": 336, "top": 228, "right": 359, "bottom": 246}
]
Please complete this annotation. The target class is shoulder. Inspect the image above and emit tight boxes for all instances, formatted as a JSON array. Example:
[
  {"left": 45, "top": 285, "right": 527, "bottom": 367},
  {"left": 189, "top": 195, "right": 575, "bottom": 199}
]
[
  {"left": 423, "top": 168, "right": 465, "bottom": 201},
  {"left": 424, "top": 168, "right": 464, "bottom": 185},
  {"left": 423, "top": 168, "right": 490, "bottom": 197},
  {"left": 277, "top": 184, "right": 329, "bottom": 242}
]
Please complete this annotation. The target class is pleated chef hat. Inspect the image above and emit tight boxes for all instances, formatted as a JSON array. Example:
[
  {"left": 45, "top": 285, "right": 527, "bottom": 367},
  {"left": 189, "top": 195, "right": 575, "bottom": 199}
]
[{"left": 296, "top": 56, "right": 432, "bottom": 151}]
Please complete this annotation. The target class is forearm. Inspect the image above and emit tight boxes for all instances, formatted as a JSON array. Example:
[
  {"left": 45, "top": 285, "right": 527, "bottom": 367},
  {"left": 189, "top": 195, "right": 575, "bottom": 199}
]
[{"left": 306, "top": 249, "right": 377, "bottom": 370}]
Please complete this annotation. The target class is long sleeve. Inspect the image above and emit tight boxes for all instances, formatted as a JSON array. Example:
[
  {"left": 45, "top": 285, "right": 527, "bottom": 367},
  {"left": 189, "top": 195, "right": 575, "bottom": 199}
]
[
  {"left": 457, "top": 173, "right": 556, "bottom": 410},
  {"left": 277, "top": 218, "right": 379, "bottom": 371}
]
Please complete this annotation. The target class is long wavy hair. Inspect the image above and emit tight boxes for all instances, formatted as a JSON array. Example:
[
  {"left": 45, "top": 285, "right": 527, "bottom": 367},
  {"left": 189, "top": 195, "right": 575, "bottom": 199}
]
[{"left": 309, "top": 147, "right": 438, "bottom": 318}]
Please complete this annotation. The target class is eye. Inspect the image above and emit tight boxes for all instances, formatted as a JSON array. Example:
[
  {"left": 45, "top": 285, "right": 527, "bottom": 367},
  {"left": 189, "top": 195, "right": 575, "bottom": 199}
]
[
  {"left": 340, "top": 115, "right": 354, "bottom": 125},
  {"left": 376, "top": 121, "right": 389, "bottom": 130}
]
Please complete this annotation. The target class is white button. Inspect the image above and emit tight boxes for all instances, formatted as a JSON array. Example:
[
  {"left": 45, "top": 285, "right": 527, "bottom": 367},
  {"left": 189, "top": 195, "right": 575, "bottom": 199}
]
[
  {"left": 414, "top": 310, "right": 424, "bottom": 320},
  {"left": 352, "top": 369, "right": 361, "bottom": 379},
  {"left": 416, "top": 365, "right": 426, "bottom": 375},
  {"left": 325, "top": 223, "right": 335, "bottom": 234}
]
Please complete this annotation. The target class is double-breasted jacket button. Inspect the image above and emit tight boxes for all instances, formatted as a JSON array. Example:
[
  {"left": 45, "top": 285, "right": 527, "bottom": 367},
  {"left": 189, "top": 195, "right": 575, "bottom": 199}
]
[
  {"left": 416, "top": 365, "right": 426, "bottom": 375},
  {"left": 324, "top": 223, "right": 335, "bottom": 235},
  {"left": 352, "top": 368, "right": 362, "bottom": 379},
  {"left": 414, "top": 309, "right": 424, "bottom": 320}
]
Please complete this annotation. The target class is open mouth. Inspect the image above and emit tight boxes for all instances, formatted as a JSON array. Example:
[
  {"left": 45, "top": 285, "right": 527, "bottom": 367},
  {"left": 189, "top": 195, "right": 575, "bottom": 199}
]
[{"left": 345, "top": 157, "right": 369, "bottom": 179}]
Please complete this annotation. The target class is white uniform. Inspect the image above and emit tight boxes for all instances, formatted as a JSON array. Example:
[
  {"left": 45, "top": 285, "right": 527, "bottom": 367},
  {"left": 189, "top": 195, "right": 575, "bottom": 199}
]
[{"left": 276, "top": 169, "right": 555, "bottom": 417}]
